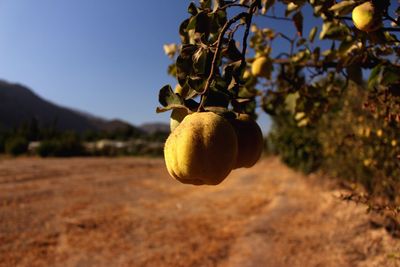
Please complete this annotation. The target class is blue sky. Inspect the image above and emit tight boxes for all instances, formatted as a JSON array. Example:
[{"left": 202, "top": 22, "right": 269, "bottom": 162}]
[
  {"left": 0, "top": 1, "right": 185, "bottom": 127},
  {"left": 0, "top": 0, "right": 355, "bottom": 132},
  {"left": 0, "top": 0, "right": 296, "bottom": 132}
]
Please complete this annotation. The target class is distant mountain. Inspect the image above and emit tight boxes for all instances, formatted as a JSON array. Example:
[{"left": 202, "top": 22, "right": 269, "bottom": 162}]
[
  {"left": 140, "top": 122, "right": 170, "bottom": 134},
  {"left": 0, "top": 80, "right": 142, "bottom": 134}
]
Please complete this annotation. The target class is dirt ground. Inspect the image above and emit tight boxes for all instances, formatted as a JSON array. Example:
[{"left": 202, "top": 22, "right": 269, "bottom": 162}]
[{"left": 0, "top": 157, "right": 399, "bottom": 267}]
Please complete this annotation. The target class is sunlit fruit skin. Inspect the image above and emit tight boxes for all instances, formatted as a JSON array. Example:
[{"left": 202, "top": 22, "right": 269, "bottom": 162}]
[
  {"left": 231, "top": 114, "right": 264, "bottom": 169},
  {"left": 352, "top": 2, "right": 381, "bottom": 32},
  {"left": 251, "top": 57, "right": 272, "bottom": 79},
  {"left": 164, "top": 112, "right": 238, "bottom": 185},
  {"left": 170, "top": 108, "right": 188, "bottom": 132}
]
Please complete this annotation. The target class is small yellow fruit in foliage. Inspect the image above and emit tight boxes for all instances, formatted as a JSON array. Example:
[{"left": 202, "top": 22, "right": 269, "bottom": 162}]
[
  {"left": 376, "top": 129, "right": 383, "bottom": 137},
  {"left": 391, "top": 140, "right": 397, "bottom": 147},
  {"left": 164, "top": 112, "right": 238, "bottom": 185},
  {"left": 363, "top": 158, "right": 372, "bottom": 167},
  {"left": 251, "top": 56, "right": 272, "bottom": 79},
  {"left": 231, "top": 114, "right": 264, "bottom": 169},
  {"left": 352, "top": 2, "right": 381, "bottom": 32},
  {"left": 170, "top": 108, "right": 188, "bottom": 132}
]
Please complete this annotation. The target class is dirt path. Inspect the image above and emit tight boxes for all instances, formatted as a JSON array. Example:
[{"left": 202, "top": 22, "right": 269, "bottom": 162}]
[{"left": 0, "top": 157, "right": 399, "bottom": 267}]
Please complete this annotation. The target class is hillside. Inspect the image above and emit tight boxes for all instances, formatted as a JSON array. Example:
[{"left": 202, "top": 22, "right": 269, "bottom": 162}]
[{"left": 0, "top": 80, "right": 143, "bottom": 134}]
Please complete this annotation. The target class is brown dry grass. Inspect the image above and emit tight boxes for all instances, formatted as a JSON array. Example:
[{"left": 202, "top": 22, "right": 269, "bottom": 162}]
[{"left": 0, "top": 157, "right": 399, "bottom": 267}]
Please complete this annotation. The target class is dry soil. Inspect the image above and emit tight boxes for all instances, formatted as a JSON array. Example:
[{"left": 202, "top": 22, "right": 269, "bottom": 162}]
[{"left": 0, "top": 157, "right": 399, "bottom": 267}]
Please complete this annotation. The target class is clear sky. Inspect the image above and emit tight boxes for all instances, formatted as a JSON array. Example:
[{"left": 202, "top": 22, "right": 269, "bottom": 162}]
[{"left": 0, "top": 1, "right": 328, "bottom": 132}]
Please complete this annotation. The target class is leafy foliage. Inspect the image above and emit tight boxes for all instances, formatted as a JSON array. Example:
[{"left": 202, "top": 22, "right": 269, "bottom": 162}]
[
  {"left": 158, "top": 0, "right": 400, "bottom": 207},
  {"left": 5, "top": 137, "right": 28, "bottom": 156},
  {"left": 36, "top": 132, "right": 85, "bottom": 157}
]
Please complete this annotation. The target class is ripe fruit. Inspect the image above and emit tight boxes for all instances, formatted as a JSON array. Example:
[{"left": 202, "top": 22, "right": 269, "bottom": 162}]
[
  {"left": 231, "top": 114, "right": 264, "bottom": 169},
  {"left": 251, "top": 56, "right": 272, "bottom": 79},
  {"left": 164, "top": 112, "right": 238, "bottom": 185},
  {"left": 352, "top": 2, "right": 381, "bottom": 32}
]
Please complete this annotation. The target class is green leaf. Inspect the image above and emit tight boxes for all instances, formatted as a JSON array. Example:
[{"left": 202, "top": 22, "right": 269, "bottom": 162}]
[
  {"left": 319, "top": 22, "right": 350, "bottom": 40},
  {"left": 368, "top": 65, "right": 383, "bottom": 89},
  {"left": 193, "top": 48, "right": 211, "bottom": 75},
  {"left": 308, "top": 26, "right": 317, "bottom": 43},
  {"left": 338, "top": 38, "right": 357, "bottom": 56},
  {"left": 188, "top": 2, "right": 198, "bottom": 16},
  {"left": 176, "top": 45, "right": 198, "bottom": 85},
  {"left": 262, "top": 0, "right": 276, "bottom": 14},
  {"left": 285, "top": 2, "right": 300, "bottom": 16},
  {"left": 293, "top": 11, "right": 304, "bottom": 36},
  {"left": 204, "top": 87, "right": 230, "bottom": 108},
  {"left": 312, "top": 47, "right": 320, "bottom": 63},
  {"left": 296, "top": 38, "right": 307, "bottom": 47},
  {"left": 158, "top": 85, "right": 184, "bottom": 107},
  {"left": 156, "top": 104, "right": 189, "bottom": 114},
  {"left": 285, "top": 92, "right": 300, "bottom": 114},
  {"left": 188, "top": 77, "right": 206, "bottom": 92},
  {"left": 346, "top": 65, "right": 363, "bottom": 84},
  {"left": 179, "top": 19, "right": 190, "bottom": 44},
  {"left": 224, "top": 39, "right": 243, "bottom": 61},
  {"left": 382, "top": 65, "right": 400, "bottom": 86},
  {"left": 291, "top": 49, "right": 311, "bottom": 64},
  {"left": 199, "top": 0, "right": 211, "bottom": 9},
  {"left": 329, "top": 0, "right": 356, "bottom": 16}
]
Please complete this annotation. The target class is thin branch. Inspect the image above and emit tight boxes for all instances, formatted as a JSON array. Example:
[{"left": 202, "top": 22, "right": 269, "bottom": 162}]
[
  {"left": 333, "top": 16, "right": 352, "bottom": 21},
  {"left": 260, "top": 14, "right": 292, "bottom": 22},
  {"left": 382, "top": 27, "right": 400, "bottom": 32},
  {"left": 198, "top": 0, "right": 259, "bottom": 111},
  {"left": 219, "top": 3, "right": 250, "bottom": 10},
  {"left": 227, "top": 22, "right": 246, "bottom": 40},
  {"left": 240, "top": 3, "right": 258, "bottom": 70},
  {"left": 198, "top": 12, "right": 248, "bottom": 111},
  {"left": 272, "top": 58, "right": 377, "bottom": 69},
  {"left": 384, "top": 14, "right": 399, "bottom": 26}
]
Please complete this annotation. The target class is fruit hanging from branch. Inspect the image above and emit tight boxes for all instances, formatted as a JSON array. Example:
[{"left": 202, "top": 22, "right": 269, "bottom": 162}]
[
  {"left": 352, "top": 1, "right": 381, "bottom": 32},
  {"left": 230, "top": 114, "right": 264, "bottom": 169},
  {"left": 157, "top": 0, "right": 400, "bottom": 185},
  {"left": 164, "top": 112, "right": 238, "bottom": 185}
]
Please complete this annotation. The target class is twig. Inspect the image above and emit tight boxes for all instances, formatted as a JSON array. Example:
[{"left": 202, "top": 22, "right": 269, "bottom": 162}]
[
  {"left": 240, "top": 3, "right": 258, "bottom": 70},
  {"left": 198, "top": 0, "right": 259, "bottom": 111},
  {"left": 384, "top": 14, "right": 399, "bottom": 26},
  {"left": 382, "top": 27, "right": 400, "bottom": 32},
  {"left": 219, "top": 3, "right": 250, "bottom": 10},
  {"left": 333, "top": 16, "right": 352, "bottom": 21},
  {"left": 260, "top": 14, "right": 292, "bottom": 22},
  {"left": 197, "top": 12, "right": 248, "bottom": 111}
]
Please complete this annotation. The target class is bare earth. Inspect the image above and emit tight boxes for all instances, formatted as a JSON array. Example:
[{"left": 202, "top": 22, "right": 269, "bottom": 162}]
[{"left": 0, "top": 157, "right": 399, "bottom": 267}]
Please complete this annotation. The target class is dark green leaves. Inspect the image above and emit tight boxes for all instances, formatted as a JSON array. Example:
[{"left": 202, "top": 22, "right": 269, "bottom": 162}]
[
  {"left": 158, "top": 85, "right": 183, "bottom": 107},
  {"left": 368, "top": 64, "right": 400, "bottom": 90},
  {"left": 157, "top": 85, "right": 192, "bottom": 113},
  {"left": 293, "top": 12, "right": 304, "bottom": 37}
]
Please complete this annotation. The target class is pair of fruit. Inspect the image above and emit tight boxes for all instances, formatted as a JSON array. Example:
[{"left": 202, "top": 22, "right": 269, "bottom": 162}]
[{"left": 164, "top": 111, "right": 263, "bottom": 185}]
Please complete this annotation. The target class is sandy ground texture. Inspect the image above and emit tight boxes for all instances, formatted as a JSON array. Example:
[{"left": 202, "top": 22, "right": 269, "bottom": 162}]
[{"left": 0, "top": 157, "right": 399, "bottom": 267}]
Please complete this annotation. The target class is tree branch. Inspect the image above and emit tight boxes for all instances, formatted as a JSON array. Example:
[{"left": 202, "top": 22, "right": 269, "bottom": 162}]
[
  {"left": 260, "top": 14, "right": 292, "bottom": 22},
  {"left": 382, "top": 27, "right": 400, "bottom": 32},
  {"left": 198, "top": 0, "right": 259, "bottom": 111},
  {"left": 240, "top": 3, "right": 258, "bottom": 70}
]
